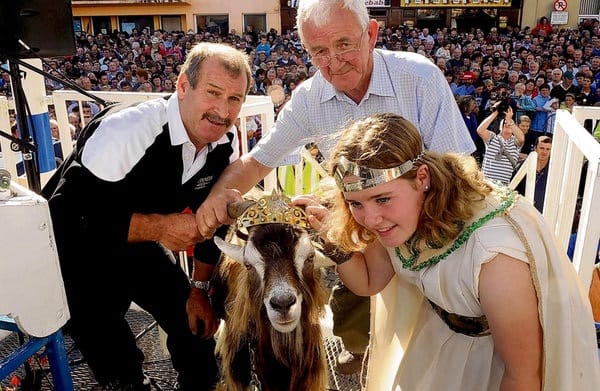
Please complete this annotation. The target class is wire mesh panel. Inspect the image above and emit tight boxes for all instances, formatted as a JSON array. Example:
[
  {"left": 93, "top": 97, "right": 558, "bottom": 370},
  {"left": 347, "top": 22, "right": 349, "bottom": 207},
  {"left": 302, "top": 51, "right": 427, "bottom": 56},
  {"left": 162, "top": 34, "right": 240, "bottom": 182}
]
[{"left": 1, "top": 308, "right": 367, "bottom": 390}]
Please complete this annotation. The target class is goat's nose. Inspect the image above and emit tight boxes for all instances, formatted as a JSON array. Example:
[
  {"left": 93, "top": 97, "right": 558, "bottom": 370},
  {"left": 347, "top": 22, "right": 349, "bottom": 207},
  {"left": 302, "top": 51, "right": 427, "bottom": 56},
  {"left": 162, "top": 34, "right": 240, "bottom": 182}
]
[{"left": 270, "top": 293, "right": 296, "bottom": 313}]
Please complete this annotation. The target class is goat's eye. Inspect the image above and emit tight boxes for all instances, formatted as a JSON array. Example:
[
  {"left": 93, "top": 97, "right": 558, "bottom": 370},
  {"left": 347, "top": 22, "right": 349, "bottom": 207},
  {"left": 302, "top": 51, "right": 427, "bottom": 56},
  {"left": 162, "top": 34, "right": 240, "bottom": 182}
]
[
  {"left": 306, "top": 254, "right": 315, "bottom": 264},
  {"left": 244, "top": 262, "right": 253, "bottom": 270}
]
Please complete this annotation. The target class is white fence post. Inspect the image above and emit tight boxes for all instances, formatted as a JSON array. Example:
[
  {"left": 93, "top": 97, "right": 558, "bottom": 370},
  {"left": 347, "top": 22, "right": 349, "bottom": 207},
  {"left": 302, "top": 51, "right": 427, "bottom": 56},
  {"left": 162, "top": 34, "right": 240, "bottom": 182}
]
[{"left": 549, "top": 107, "right": 600, "bottom": 289}]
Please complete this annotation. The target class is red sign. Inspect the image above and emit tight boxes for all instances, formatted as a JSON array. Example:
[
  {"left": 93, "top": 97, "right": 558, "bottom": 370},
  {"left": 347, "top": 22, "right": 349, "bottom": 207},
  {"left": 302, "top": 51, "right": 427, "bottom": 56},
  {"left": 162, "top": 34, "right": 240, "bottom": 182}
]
[{"left": 553, "top": 0, "right": 567, "bottom": 12}]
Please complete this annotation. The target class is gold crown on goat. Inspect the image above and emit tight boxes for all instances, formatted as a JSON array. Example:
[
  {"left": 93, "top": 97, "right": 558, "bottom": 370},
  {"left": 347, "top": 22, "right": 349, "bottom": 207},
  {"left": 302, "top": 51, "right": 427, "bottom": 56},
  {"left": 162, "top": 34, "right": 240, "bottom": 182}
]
[{"left": 235, "top": 191, "right": 310, "bottom": 231}]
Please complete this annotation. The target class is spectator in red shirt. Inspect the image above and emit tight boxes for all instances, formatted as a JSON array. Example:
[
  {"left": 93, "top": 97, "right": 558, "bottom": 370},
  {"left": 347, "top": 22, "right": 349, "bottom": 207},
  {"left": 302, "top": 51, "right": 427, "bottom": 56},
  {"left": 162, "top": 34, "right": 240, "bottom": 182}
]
[{"left": 532, "top": 16, "right": 553, "bottom": 38}]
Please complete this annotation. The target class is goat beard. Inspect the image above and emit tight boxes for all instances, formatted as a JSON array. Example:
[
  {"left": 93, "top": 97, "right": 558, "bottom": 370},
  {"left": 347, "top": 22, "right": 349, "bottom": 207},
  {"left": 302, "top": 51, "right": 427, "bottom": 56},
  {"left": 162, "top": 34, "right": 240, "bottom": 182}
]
[{"left": 268, "top": 325, "right": 304, "bottom": 367}]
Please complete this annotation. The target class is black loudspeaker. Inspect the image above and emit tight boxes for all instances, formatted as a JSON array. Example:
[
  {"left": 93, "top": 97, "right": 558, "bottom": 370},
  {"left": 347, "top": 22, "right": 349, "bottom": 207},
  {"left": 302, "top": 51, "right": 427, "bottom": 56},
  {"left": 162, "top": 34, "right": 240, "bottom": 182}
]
[{"left": 0, "top": 0, "right": 75, "bottom": 58}]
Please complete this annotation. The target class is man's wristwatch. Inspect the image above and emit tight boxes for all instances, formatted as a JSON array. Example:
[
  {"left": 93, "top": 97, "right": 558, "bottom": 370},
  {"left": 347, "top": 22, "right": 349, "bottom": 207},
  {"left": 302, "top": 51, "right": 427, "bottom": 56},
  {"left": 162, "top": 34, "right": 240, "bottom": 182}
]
[{"left": 190, "top": 279, "right": 211, "bottom": 292}]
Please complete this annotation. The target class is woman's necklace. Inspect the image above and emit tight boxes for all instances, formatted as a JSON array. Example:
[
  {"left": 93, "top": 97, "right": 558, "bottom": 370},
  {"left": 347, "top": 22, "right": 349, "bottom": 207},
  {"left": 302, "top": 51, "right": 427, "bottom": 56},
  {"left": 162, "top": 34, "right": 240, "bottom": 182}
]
[{"left": 395, "top": 190, "right": 516, "bottom": 271}]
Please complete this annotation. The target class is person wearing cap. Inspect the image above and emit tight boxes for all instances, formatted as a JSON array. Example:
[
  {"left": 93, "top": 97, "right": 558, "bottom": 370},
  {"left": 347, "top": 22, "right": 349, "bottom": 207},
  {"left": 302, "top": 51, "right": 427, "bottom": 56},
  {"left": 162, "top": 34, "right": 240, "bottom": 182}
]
[
  {"left": 298, "top": 112, "right": 600, "bottom": 391},
  {"left": 550, "top": 70, "right": 579, "bottom": 103},
  {"left": 455, "top": 71, "right": 476, "bottom": 96}
]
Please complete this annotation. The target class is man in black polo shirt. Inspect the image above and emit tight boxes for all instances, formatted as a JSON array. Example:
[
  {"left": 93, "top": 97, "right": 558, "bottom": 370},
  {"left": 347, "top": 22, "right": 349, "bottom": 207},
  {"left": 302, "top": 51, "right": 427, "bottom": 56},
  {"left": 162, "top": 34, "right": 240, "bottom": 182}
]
[{"left": 42, "top": 43, "right": 251, "bottom": 391}]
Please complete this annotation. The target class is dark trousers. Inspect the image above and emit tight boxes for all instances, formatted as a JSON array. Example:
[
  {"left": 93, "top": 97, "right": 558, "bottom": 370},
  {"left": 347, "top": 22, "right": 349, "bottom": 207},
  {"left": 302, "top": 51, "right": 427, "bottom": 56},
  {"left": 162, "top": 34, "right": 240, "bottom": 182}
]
[
  {"left": 61, "top": 242, "right": 218, "bottom": 390},
  {"left": 330, "top": 282, "right": 370, "bottom": 354}
]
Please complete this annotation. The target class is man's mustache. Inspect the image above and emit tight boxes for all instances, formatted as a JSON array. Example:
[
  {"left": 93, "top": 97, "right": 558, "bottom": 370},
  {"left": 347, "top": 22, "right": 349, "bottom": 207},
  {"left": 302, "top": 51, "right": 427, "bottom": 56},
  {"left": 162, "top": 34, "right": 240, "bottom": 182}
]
[{"left": 202, "top": 112, "right": 232, "bottom": 127}]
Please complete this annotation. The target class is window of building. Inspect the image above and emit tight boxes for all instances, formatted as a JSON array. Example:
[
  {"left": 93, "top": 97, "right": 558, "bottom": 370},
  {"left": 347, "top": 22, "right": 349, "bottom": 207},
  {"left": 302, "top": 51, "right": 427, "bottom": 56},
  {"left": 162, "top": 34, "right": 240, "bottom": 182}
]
[
  {"left": 196, "top": 15, "right": 229, "bottom": 36},
  {"left": 369, "top": 9, "right": 387, "bottom": 18},
  {"left": 161, "top": 16, "right": 182, "bottom": 33},
  {"left": 92, "top": 16, "right": 112, "bottom": 35},
  {"left": 73, "top": 18, "right": 83, "bottom": 37},
  {"left": 451, "top": 8, "right": 497, "bottom": 33},
  {"left": 244, "top": 14, "right": 267, "bottom": 36},
  {"left": 119, "top": 16, "right": 154, "bottom": 35}
]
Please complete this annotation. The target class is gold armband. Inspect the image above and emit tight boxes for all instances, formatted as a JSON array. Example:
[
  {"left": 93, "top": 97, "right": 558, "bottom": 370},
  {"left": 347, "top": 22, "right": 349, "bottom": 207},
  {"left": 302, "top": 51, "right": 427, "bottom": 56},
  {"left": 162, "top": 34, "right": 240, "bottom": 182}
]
[{"left": 321, "top": 242, "right": 353, "bottom": 265}]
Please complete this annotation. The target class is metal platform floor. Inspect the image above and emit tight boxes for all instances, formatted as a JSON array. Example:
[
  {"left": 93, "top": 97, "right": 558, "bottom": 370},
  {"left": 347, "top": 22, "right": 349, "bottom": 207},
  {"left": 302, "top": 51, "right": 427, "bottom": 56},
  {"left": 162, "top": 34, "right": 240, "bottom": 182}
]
[{"left": 0, "top": 308, "right": 365, "bottom": 390}]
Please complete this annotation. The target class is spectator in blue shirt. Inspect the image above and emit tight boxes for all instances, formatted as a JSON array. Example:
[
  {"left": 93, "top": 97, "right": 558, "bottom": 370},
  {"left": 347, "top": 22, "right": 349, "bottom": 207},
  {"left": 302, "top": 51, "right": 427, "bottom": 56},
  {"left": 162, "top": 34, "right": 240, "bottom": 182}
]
[
  {"left": 531, "top": 84, "right": 552, "bottom": 134},
  {"left": 454, "top": 71, "right": 476, "bottom": 96},
  {"left": 255, "top": 34, "right": 272, "bottom": 58}
]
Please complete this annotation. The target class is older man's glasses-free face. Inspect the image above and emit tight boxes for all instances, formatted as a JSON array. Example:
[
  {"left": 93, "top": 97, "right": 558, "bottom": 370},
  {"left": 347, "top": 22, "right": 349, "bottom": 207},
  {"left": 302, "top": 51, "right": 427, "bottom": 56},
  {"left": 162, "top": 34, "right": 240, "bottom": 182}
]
[{"left": 308, "top": 31, "right": 366, "bottom": 68}]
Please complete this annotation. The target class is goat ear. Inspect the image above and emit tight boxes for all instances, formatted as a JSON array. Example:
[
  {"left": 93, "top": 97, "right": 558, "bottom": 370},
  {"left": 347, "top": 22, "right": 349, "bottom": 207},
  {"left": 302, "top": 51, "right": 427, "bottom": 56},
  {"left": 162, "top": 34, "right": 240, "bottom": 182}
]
[
  {"left": 214, "top": 236, "right": 245, "bottom": 263},
  {"left": 313, "top": 248, "right": 337, "bottom": 269}
]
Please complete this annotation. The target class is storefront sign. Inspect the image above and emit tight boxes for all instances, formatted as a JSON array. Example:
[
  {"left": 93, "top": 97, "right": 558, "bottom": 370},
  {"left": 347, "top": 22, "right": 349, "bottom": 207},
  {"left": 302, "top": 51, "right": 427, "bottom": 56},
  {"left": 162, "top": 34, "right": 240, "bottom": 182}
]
[
  {"left": 551, "top": 11, "right": 569, "bottom": 25},
  {"left": 403, "top": 0, "right": 511, "bottom": 7},
  {"left": 365, "top": 0, "right": 391, "bottom": 6}
]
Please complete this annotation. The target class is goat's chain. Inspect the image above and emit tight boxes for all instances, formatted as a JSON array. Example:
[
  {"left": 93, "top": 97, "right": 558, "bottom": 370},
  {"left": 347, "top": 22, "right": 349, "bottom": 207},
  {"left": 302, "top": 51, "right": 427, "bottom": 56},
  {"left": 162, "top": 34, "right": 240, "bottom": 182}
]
[{"left": 248, "top": 341, "right": 263, "bottom": 391}]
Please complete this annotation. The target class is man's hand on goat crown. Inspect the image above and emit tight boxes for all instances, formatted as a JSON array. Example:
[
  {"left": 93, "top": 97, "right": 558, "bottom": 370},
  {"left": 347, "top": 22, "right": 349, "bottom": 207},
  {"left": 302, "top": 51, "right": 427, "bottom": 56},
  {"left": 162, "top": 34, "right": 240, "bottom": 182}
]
[{"left": 196, "top": 187, "right": 243, "bottom": 238}]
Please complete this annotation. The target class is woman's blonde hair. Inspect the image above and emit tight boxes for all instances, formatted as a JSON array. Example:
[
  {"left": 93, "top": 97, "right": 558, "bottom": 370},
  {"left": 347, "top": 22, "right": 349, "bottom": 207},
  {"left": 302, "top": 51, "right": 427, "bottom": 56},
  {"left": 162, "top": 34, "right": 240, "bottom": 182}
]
[{"left": 323, "top": 113, "right": 494, "bottom": 252}]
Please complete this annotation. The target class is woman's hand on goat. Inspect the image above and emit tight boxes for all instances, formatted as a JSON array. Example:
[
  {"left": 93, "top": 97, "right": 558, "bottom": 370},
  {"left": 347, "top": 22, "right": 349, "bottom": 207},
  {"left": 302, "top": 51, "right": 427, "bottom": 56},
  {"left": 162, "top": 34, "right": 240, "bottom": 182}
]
[
  {"left": 292, "top": 195, "right": 329, "bottom": 233},
  {"left": 186, "top": 289, "right": 219, "bottom": 339}
]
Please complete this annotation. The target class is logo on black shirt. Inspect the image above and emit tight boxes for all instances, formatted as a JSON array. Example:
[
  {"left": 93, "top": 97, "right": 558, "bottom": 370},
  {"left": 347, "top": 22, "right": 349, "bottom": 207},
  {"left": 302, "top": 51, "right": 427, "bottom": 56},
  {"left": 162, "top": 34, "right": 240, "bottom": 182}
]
[{"left": 194, "top": 175, "right": 214, "bottom": 190}]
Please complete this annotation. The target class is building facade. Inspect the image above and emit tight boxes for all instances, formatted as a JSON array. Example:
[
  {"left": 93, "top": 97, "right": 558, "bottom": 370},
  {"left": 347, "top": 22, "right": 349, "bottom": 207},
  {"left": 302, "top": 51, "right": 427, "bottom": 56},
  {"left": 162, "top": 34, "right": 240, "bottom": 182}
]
[
  {"left": 71, "top": 0, "right": 599, "bottom": 37},
  {"left": 71, "top": 0, "right": 282, "bottom": 37},
  {"left": 281, "top": 0, "right": 598, "bottom": 33}
]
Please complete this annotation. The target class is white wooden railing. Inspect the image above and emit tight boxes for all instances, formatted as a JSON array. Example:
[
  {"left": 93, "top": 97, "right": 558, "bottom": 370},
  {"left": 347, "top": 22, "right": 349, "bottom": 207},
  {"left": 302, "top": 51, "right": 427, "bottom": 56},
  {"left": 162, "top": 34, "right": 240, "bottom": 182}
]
[
  {"left": 0, "top": 90, "right": 276, "bottom": 189},
  {"left": 511, "top": 107, "right": 600, "bottom": 289},
  {"left": 509, "top": 151, "right": 538, "bottom": 203},
  {"left": 547, "top": 107, "right": 600, "bottom": 289}
]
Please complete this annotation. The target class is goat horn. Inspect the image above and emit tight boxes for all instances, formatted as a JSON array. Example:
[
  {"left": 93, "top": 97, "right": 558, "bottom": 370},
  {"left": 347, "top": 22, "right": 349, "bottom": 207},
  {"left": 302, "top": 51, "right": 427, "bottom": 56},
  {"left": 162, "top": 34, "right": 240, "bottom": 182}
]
[{"left": 227, "top": 200, "right": 256, "bottom": 219}]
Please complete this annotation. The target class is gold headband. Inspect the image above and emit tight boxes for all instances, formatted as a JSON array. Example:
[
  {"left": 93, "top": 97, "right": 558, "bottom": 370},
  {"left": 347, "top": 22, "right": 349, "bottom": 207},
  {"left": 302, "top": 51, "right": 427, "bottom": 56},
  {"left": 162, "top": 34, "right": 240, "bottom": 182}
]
[
  {"left": 236, "top": 191, "right": 310, "bottom": 232},
  {"left": 334, "top": 153, "right": 423, "bottom": 192}
]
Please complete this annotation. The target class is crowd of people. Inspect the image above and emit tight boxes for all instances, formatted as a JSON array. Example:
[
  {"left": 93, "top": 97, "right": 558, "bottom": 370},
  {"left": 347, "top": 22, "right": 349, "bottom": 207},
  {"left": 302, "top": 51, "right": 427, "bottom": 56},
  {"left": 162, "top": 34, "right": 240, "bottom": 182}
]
[
  {"left": 1, "top": 2, "right": 599, "bottom": 390},
  {"left": 1, "top": 14, "right": 599, "bottom": 135},
  {"left": 1, "top": 13, "right": 599, "bottom": 151}
]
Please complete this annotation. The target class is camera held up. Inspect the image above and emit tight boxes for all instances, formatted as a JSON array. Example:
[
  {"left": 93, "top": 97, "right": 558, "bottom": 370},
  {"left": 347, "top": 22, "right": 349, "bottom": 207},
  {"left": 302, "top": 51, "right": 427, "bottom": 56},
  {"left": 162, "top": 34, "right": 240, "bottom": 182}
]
[{"left": 490, "top": 93, "right": 510, "bottom": 121}]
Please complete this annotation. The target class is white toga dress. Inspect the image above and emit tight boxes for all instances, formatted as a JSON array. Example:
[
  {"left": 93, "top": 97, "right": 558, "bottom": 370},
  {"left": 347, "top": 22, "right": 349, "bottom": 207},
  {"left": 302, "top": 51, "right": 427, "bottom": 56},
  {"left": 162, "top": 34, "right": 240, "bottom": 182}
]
[{"left": 365, "top": 193, "right": 600, "bottom": 390}]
